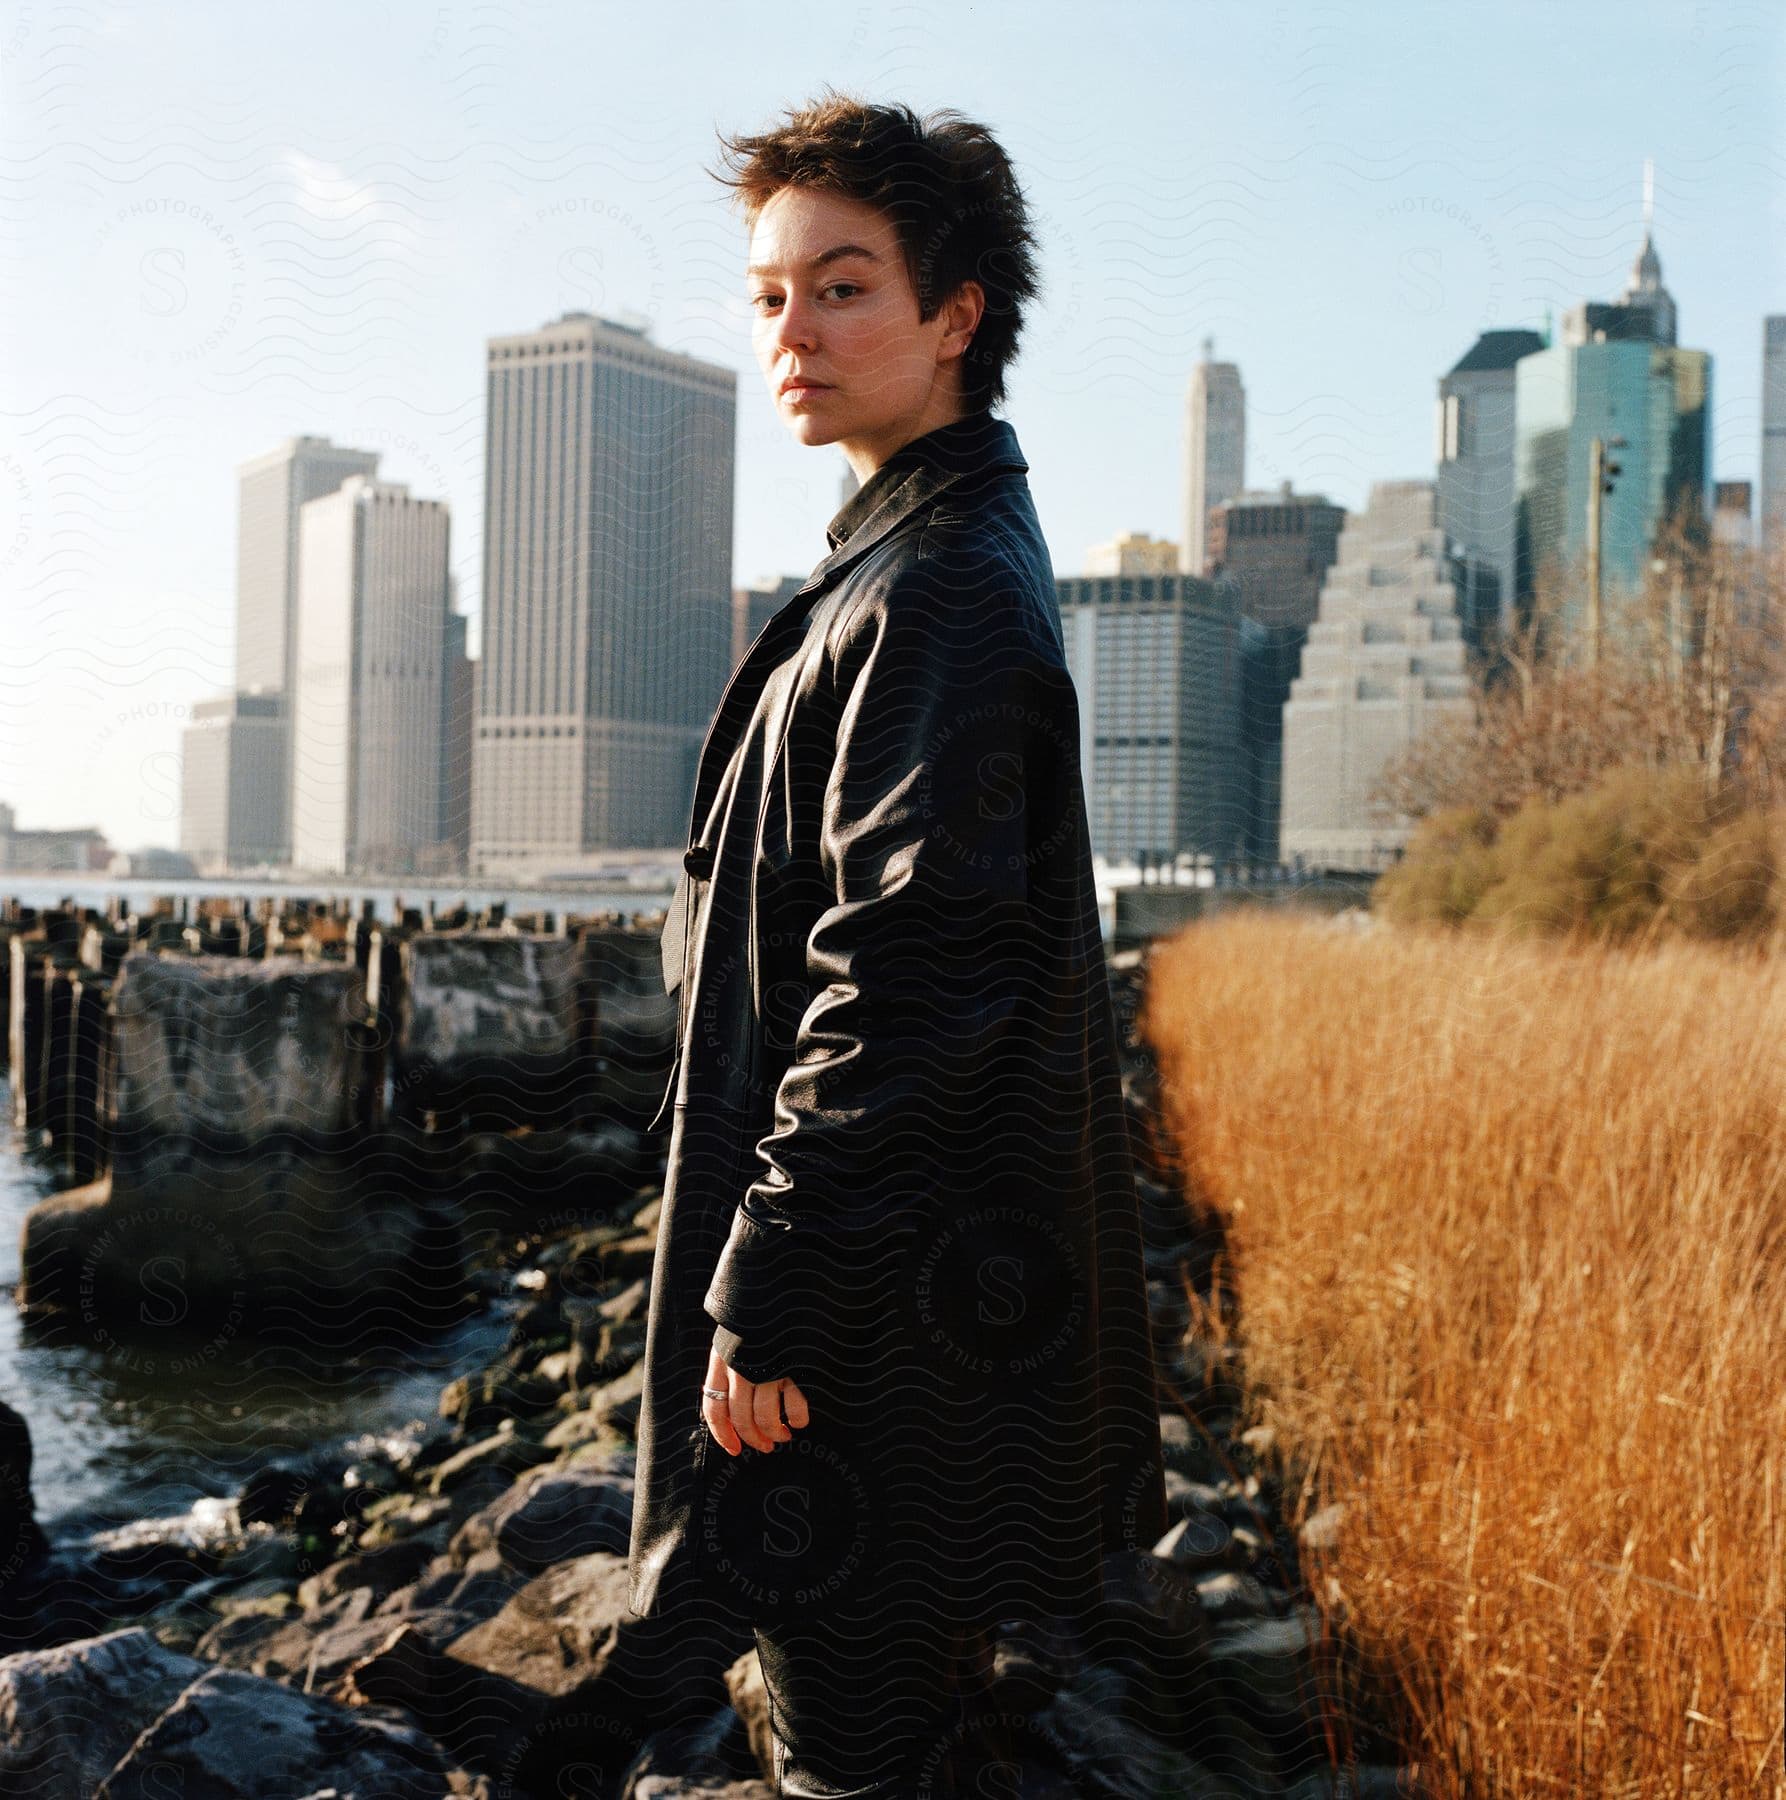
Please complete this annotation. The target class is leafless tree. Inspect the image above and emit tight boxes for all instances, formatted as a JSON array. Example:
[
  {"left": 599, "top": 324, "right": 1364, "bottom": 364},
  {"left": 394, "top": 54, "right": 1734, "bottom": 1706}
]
[{"left": 1374, "top": 504, "right": 1786, "bottom": 823}]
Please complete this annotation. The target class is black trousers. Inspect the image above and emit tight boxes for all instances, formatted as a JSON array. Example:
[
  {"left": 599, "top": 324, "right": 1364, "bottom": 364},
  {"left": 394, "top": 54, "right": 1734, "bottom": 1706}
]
[
  {"left": 703, "top": 1379, "right": 1077, "bottom": 1793},
  {"left": 752, "top": 1595, "right": 995, "bottom": 1798},
  {"left": 702, "top": 1409, "right": 998, "bottom": 1795}
]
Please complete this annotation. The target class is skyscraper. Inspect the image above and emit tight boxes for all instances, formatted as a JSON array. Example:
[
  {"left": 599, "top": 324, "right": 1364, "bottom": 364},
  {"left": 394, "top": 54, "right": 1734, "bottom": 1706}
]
[
  {"left": 1055, "top": 570, "right": 1242, "bottom": 862},
  {"left": 1515, "top": 211, "right": 1710, "bottom": 628},
  {"left": 1761, "top": 316, "right": 1786, "bottom": 566},
  {"left": 1281, "top": 481, "right": 1472, "bottom": 872},
  {"left": 1082, "top": 533, "right": 1180, "bottom": 576},
  {"left": 1435, "top": 328, "right": 1547, "bottom": 653},
  {"left": 473, "top": 312, "right": 736, "bottom": 874},
  {"left": 1206, "top": 482, "right": 1348, "bottom": 862},
  {"left": 290, "top": 476, "right": 451, "bottom": 875},
  {"left": 236, "top": 436, "right": 383, "bottom": 695},
  {"left": 179, "top": 434, "right": 380, "bottom": 869},
  {"left": 178, "top": 692, "right": 287, "bottom": 874},
  {"left": 436, "top": 604, "right": 474, "bottom": 875},
  {"left": 1181, "top": 339, "right": 1245, "bottom": 577}
]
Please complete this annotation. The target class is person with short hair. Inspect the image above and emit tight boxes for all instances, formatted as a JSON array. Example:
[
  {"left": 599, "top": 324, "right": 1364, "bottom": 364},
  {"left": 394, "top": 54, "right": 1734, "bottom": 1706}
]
[{"left": 626, "top": 89, "right": 1167, "bottom": 1798}]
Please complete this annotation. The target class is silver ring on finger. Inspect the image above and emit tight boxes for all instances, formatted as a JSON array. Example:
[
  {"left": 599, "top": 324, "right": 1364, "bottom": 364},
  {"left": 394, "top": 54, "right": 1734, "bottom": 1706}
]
[{"left": 701, "top": 1385, "right": 728, "bottom": 1400}]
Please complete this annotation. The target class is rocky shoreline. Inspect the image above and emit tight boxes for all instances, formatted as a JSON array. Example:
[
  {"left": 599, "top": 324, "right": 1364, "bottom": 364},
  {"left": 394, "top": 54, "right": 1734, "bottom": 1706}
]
[{"left": 1, "top": 945, "right": 1428, "bottom": 1799}]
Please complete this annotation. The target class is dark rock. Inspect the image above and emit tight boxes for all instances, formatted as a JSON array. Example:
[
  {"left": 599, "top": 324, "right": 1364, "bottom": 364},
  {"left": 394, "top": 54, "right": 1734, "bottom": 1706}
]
[
  {"left": 429, "top": 1422, "right": 555, "bottom": 1496},
  {"left": 1027, "top": 1675, "right": 1235, "bottom": 1798},
  {"left": 1202, "top": 1605, "right": 1334, "bottom": 1765},
  {"left": 722, "top": 1645, "right": 774, "bottom": 1783},
  {"left": 0, "top": 1628, "right": 200, "bottom": 1797},
  {"left": 617, "top": 1705, "right": 766, "bottom": 1796},
  {"left": 372, "top": 1547, "right": 527, "bottom": 1631},
  {"left": 439, "top": 1355, "right": 563, "bottom": 1437},
  {"left": 985, "top": 1613, "right": 1083, "bottom": 1714},
  {"left": 297, "top": 1535, "right": 439, "bottom": 1611},
  {"left": 1191, "top": 1570, "right": 1275, "bottom": 1623},
  {"left": 586, "top": 1360, "right": 647, "bottom": 1435},
  {"left": 196, "top": 1585, "right": 379, "bottom": 1687},
  {"left": 1157, "top": 1413, "right": 1231, "bottom": 1485},
  {"left": 18, "top": 1144, "right": 471, "bottom": 1343},
  {"left": 1079, "top": 1550, "right": 1213, "bottom": 1749},
  {"left": 0, "top": 1403, "right": 49, "bottom": 1595},
  {"left": 447, "top": 1466, "right": 635, "bottom": 1575},
  {"left": 445, "top": 1550, "right": 753, "bottom": 1786},
  {"left": 597, "top": 1275, "right": 650, "bottom": 1324},
  {"left": 90, "top": 1659, "right": 455, "bottom": 1799},
  {"left": 1154, "top": 1511, "right": 1234, "bottom": 1573},
  {"left": 239, "top": 1459, "right": 315, "bottom": 1526},
  {"left": 340, "top": 1619, "right": 545, "bottom": 1773},
  {"left": 1280, "top": 1768, "right": 1434, "bottom": 1800}
]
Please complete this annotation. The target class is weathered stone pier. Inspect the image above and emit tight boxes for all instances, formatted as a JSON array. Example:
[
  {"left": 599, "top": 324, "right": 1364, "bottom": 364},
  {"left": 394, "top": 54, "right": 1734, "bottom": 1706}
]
[{"left": 5, "top": 890, "right": 677, "bottom": 1342}]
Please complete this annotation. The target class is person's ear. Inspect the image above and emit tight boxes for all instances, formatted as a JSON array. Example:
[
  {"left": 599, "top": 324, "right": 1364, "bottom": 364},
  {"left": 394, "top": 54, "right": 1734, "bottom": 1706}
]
[{"left": 941, "top": 279, "right": 985, "bottom": 364}]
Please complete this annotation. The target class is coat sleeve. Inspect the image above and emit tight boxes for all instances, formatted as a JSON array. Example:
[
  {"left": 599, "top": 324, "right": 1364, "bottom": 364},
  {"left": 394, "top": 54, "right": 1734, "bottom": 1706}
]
[
  {"left": 709, "top": 1321, "right": 751, "bottom": 1374},
  {"left": 701, "top": 558, "right": 1060, "bottom": 1389}
]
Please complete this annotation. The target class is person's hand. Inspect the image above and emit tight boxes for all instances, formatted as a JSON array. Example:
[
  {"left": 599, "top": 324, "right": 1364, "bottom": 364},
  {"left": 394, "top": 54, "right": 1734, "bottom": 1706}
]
[{"left": 701, "top": 1348, "right": 810, "bottom": 1455}]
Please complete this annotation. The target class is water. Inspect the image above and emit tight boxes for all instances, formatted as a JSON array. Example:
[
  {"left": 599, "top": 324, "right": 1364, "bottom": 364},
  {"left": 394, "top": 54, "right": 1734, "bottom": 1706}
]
[{"left": 0, "top": 1084, "right": 514, "bottom": 1545}]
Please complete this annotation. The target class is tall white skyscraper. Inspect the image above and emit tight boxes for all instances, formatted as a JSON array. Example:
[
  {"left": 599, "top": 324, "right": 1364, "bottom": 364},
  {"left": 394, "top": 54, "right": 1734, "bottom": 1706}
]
[
  {"left": 179, "top": 434, "right": 381, "bottom": 870},
  {"left": 1761, "top": 316, "right": 1786, "bottom": 566},
  {"left": 236, "top": 435, "right": 383, "bottom": 695},
  {"left": 473, "top": 312, "right": 736, "bottom": 874},
  {"left": 1181, "top": 338, "right": 1246, "bottom": 577},
  {"left": 290, "top": 476, "right": 451, "bottom": 875}
]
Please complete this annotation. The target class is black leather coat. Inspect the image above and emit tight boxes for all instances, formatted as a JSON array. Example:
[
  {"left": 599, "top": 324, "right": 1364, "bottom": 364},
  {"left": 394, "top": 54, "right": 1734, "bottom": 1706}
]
[{"left": 625, "top": 410, "right": 1167, "bottom": 1629}]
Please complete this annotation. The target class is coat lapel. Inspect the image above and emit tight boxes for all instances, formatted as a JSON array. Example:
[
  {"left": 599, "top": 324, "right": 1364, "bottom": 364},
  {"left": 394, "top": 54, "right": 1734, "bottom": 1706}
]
[
  {"left": 681, "top": 457, "right": 984, "bottom": 859},
  {"left": 657, "top": 423, "right": 1031, "bottom": 1002}
]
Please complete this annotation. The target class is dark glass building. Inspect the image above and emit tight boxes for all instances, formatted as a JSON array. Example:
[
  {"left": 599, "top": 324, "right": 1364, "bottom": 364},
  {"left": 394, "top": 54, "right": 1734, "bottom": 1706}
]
[{"left": 1206, "top": 483, "right": 1347, "bottom": 863}]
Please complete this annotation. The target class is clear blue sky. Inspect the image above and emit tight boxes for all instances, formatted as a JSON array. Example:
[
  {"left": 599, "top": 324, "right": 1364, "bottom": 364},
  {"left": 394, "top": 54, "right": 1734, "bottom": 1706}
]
[{"left": 5, "top": 0, "right": 1783, "bottom": 848}]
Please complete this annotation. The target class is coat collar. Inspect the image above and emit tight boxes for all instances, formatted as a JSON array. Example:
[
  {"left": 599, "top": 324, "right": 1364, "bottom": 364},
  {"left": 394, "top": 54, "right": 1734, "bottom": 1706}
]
[
  {"left": 676, "top": 411, "right": 1028, "bottom": 863},
  {"left": 793, "top": 409, "right": 1029, "bottom": 599}
]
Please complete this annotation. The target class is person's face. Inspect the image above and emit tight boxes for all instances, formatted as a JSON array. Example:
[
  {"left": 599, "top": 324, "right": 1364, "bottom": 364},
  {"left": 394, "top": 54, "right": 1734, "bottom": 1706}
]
[{"left": 745, "top": 186, "right": 982, "bottom": 479}]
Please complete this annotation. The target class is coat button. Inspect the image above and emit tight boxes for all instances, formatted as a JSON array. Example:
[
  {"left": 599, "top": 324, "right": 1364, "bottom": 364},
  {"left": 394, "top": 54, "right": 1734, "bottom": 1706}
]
[{"left": 683, "top": 844, "right": 715, "bottom": 878}]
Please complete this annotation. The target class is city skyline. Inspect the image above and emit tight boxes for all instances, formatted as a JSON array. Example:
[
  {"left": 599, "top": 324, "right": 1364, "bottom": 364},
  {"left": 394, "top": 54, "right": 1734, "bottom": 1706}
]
[{"left": 5, "top": 1, "right": 1783, "bottom": 847}]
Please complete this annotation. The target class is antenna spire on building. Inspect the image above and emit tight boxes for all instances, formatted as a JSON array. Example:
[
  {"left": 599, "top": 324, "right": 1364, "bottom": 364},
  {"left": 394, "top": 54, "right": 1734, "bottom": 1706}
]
[{"left": 1620, "top": 160, "right": 1674, "bottom": 343}]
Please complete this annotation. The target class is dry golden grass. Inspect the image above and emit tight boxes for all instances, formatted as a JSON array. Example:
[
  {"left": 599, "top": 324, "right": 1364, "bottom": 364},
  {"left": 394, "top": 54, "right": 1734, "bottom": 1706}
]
[{"left": 1142, "top": 911, "right": 1786, "bottom": 1798}]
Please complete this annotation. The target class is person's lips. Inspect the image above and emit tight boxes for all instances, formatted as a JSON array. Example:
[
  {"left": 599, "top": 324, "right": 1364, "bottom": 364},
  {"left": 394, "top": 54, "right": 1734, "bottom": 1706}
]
[{"left": 780, "top": 378, "right": 833, "bottom": 400}]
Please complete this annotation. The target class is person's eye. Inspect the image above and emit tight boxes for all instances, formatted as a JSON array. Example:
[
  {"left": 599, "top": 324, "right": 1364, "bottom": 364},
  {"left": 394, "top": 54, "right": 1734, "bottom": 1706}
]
[
  {"left": 749, "top": 293, "right": 781, "bottom": 312},
  {"left": 823, "top": 282, "right": 858, "bottom": 301}
]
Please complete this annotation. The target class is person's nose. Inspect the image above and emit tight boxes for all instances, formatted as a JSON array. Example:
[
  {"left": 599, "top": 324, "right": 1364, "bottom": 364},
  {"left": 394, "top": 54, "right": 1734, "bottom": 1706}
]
[{"left": 770, "top": 291, "right": 819, "bottom": 357}]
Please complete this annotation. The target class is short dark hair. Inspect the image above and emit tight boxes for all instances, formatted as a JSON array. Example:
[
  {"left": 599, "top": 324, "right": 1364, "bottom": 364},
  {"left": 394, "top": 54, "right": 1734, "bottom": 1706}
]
[{"left": 710, "top": 88, "right": 1042, "bottom": 413}]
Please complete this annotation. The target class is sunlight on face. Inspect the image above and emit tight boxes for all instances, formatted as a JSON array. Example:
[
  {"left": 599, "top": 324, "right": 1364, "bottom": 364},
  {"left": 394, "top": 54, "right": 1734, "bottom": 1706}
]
[{"left": 745, "top": 187, "right": 978, "bottom": 478}]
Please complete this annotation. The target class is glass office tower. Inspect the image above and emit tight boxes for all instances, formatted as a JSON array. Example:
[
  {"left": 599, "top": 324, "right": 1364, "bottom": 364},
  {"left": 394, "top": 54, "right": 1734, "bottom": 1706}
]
[{"left": 1514, "top": 341, "right": 1711, "bottom": 630}]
